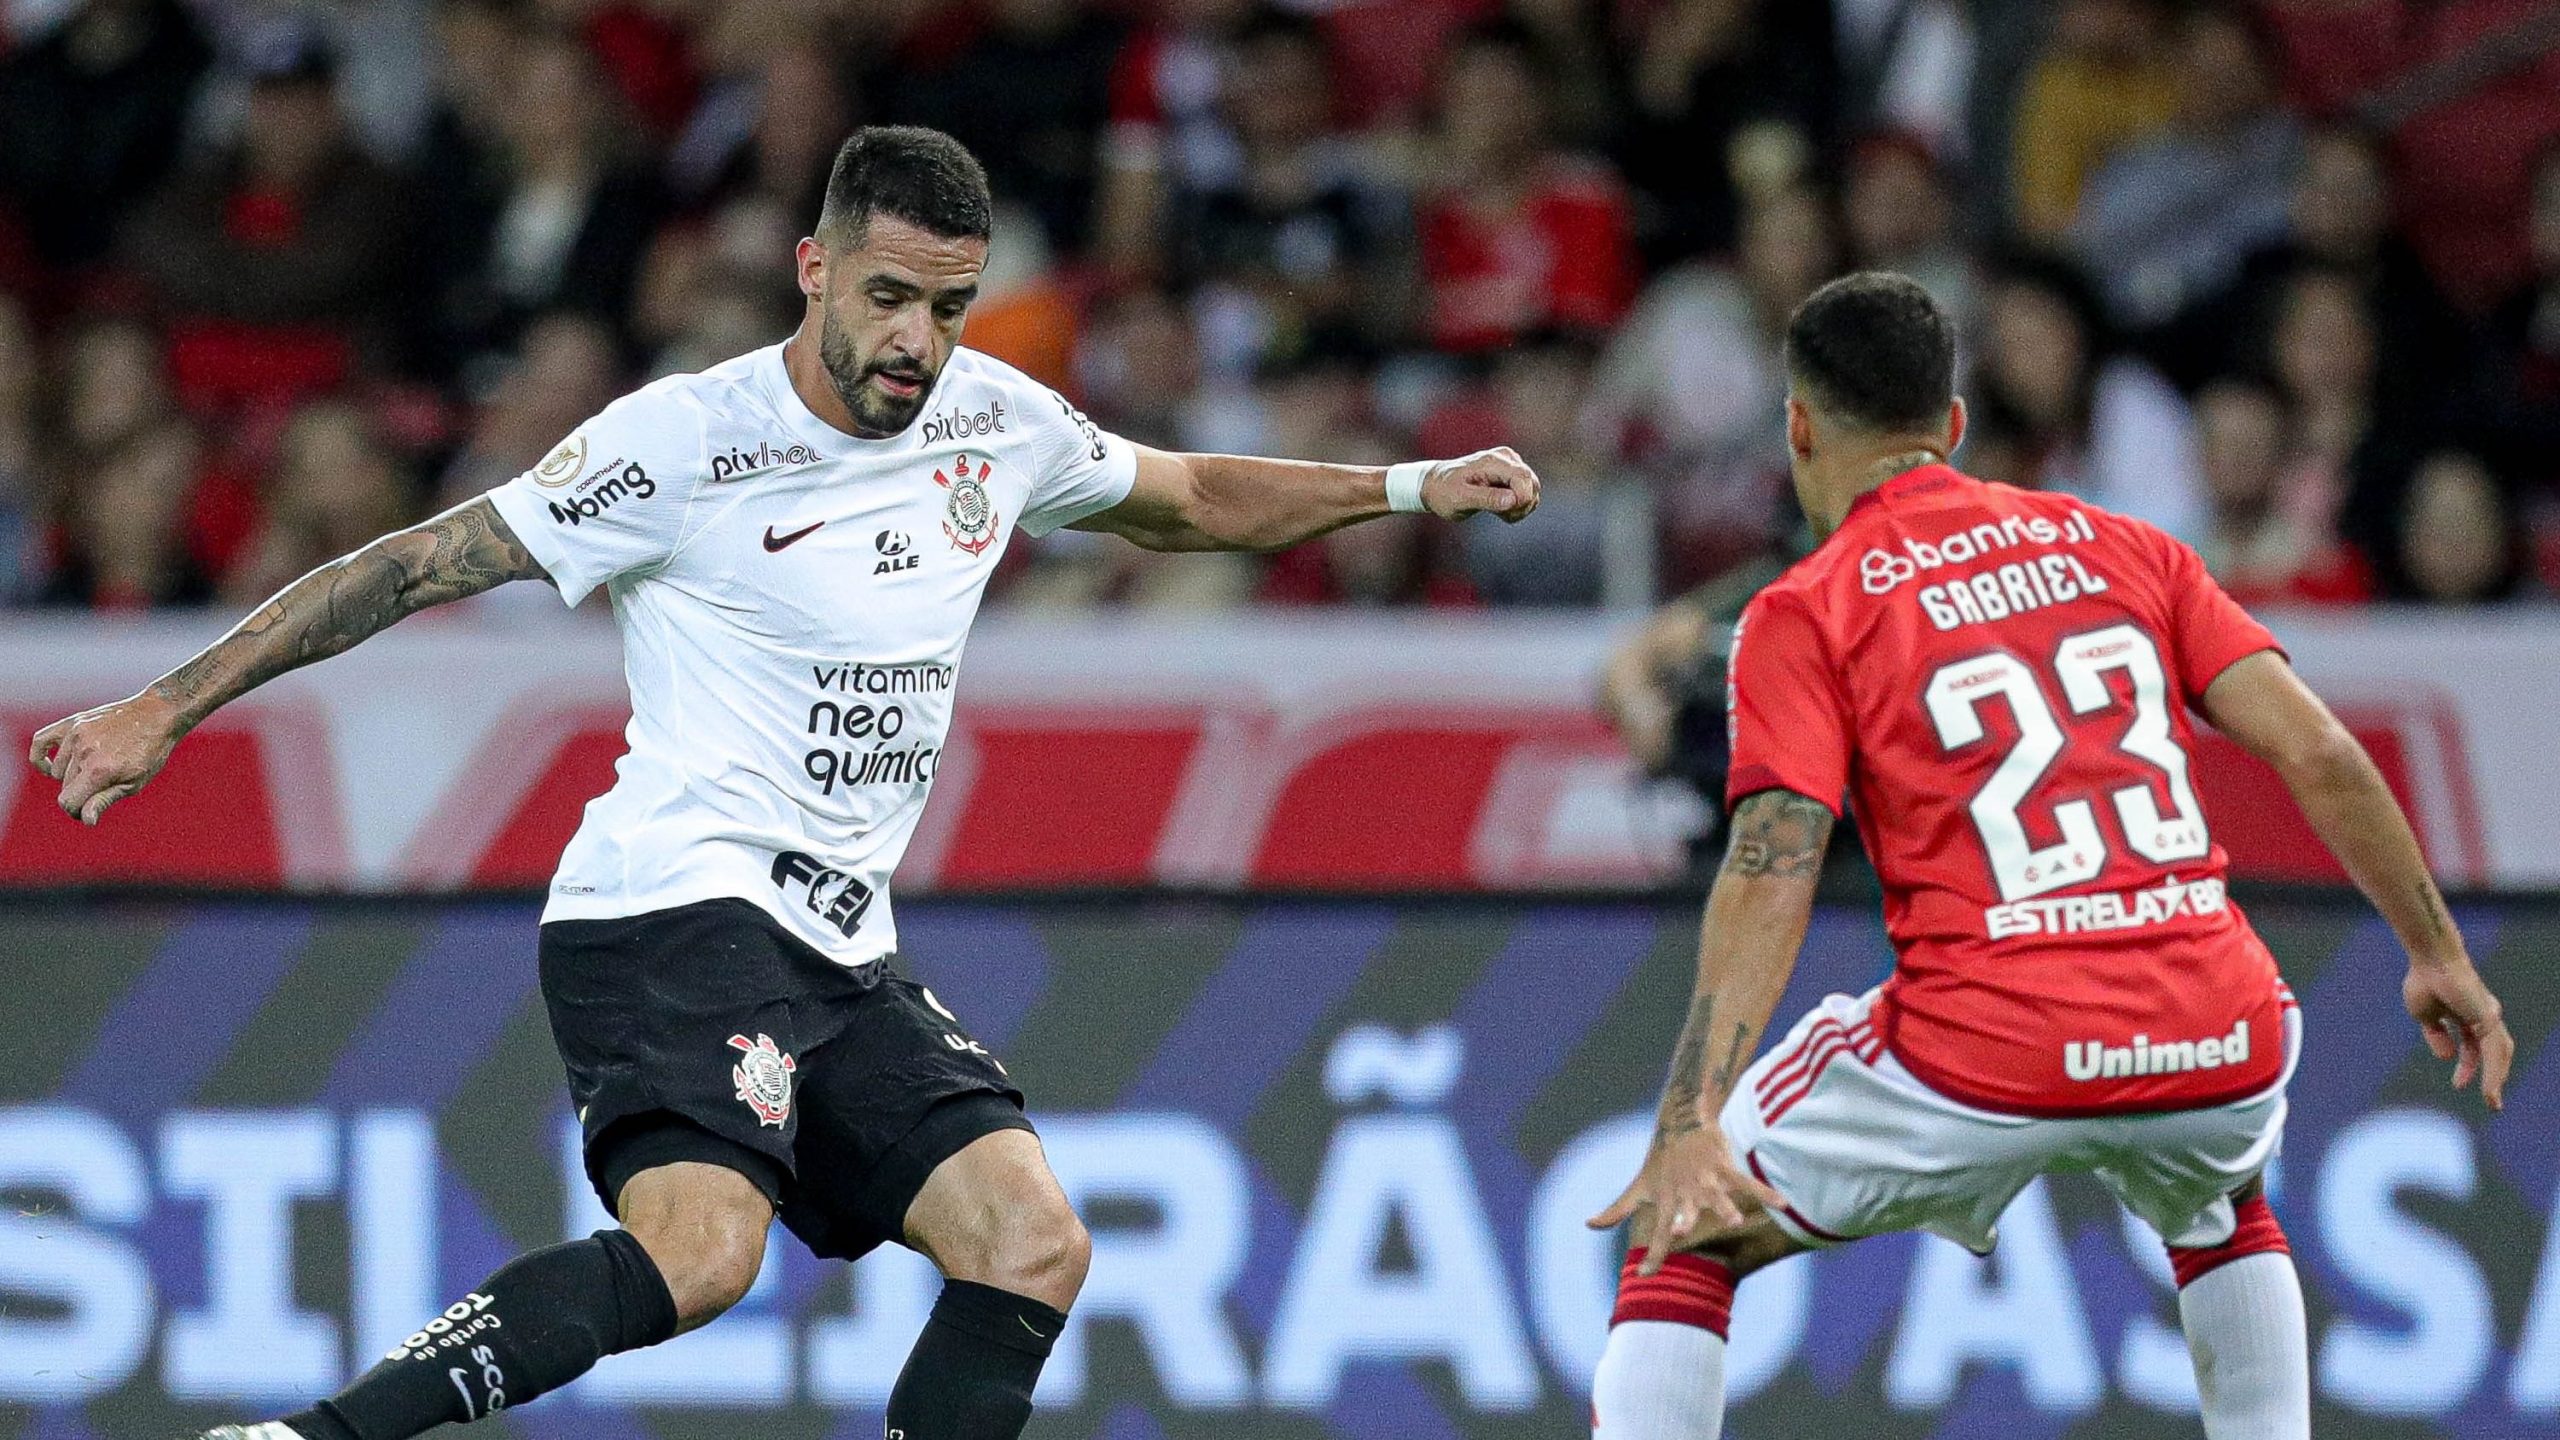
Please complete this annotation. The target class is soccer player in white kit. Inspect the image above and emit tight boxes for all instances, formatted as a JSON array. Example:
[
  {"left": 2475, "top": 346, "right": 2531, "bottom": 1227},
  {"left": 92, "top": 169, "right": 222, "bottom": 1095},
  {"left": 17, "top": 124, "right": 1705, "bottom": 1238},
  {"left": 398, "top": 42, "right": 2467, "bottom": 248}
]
[{"left": 30, "top": 127, "right": 1541, "bottom": 1440}]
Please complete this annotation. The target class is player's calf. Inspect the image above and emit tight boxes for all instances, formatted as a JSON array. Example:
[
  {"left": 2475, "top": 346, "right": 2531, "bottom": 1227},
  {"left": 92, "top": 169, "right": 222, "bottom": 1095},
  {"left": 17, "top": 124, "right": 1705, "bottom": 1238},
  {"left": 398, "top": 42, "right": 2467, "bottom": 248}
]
[
  {"left": 2168, "top": 1188, "right": 2309, "bottom": 1440},
  {"left": 888, "top": 1126, "right": 1090, "bottom": 1439},
  {"left": 240, "top": 1160, "right": 763, "bottom": 1440},
  {"left": 1592, "top": 1218, "right": 1802, "bottom": 1440}
]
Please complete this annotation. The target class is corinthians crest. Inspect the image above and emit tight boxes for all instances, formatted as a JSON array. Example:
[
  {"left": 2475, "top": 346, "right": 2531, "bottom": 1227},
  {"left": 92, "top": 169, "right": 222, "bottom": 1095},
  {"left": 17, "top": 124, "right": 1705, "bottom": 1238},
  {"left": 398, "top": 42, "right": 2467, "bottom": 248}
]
[
  {"left": 935, "top": 453, "right": 999, "bottom": 556},
  {"left": 727, "top": 1033, "right": 797, "bottom": 1127}
]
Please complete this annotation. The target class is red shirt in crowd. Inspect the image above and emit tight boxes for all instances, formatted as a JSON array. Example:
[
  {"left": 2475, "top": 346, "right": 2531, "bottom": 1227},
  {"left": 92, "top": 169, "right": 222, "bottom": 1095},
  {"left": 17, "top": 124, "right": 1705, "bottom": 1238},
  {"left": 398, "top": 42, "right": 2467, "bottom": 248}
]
[
  {"left": 1418, "top": 158, "right": 1637, "bottom": 352},
  {"left": 1725, "top": 466, "right": 2294, "bottom": 1117}
]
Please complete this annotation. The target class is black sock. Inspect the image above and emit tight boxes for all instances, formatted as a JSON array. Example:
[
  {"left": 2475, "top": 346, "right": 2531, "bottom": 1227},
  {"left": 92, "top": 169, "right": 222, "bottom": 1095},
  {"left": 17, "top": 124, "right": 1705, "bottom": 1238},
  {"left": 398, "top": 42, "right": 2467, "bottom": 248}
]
[
  {"left": 883, "top": 1280, "right": 1068, "bottom": 1440},
  {"left": 283, "top": 1229, "right": 677, "bottom": 1440}
]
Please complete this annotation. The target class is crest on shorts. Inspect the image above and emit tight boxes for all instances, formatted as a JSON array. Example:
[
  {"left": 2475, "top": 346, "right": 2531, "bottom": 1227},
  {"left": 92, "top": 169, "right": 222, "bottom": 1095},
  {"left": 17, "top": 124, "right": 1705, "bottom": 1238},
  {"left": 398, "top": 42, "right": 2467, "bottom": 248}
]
[
  {"left": 935, "top": 453, "right": 999, "bottom": 556},
  {"left": 728, "top": 1033, "right": 797, "bottom": 1128}
]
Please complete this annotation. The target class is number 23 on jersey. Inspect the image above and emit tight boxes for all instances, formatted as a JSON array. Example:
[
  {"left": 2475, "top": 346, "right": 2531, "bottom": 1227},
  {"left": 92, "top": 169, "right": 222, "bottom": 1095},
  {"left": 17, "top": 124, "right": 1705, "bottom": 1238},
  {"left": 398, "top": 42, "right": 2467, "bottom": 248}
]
[{"left": 1924, "top": 623, "right": 2210, "bottom": 902}]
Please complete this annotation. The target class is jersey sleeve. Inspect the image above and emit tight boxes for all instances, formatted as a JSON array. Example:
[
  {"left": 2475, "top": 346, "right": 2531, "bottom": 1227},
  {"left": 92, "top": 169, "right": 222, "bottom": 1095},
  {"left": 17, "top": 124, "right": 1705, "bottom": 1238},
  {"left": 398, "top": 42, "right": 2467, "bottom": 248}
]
[
  {"left": 483, "top": 388, "right": 711, "bottom": 607},
  {"left": 1015, "top": 385, "right": 1139, "bottom": 537},
  {"left": 2150, "top": 526, "right": 2284, "bottom": 704},
  {"left": 1723, "top": 588, "right": 1853, "bottom": 816}
]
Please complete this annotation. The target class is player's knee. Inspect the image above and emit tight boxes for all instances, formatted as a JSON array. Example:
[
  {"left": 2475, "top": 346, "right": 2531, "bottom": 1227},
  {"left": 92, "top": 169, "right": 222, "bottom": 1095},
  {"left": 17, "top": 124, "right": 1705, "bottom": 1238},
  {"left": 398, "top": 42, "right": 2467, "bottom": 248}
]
[
  {"left": 619, "top": 1164, "right": 773, "bottom": 1328},
  {"left": 989, "top": 1197, "right": 1091, "bottom": 1306}
]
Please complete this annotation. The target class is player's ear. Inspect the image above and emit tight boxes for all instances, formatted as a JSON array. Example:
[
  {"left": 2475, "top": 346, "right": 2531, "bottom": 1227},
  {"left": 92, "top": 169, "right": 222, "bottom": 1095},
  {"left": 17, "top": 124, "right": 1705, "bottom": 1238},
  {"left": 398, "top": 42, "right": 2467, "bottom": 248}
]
[
  {"left": 794, "top": 236, "right": 827, "bottom": 303},
  {"left": 1786, "top": 395, "right": 1816, "bottom": 462},
  {"left": 1944, "top": 396, "right": 1967, "bottom": 457}
]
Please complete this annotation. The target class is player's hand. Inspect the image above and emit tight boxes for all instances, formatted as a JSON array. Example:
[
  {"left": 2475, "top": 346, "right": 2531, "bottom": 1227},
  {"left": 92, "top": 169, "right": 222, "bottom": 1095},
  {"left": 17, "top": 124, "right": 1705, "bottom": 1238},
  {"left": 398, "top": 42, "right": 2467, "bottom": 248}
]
[
  {"left": 2404, "top": 962, "right": 2514, "bottom": 1110},
  {"left": 27, "top": 692, "right": 185, "bottom": 826},
  {"left": 1586, "top": 1125, "right": 1784, "bottom": 1274},
  {"left": 1422, "top": 447, "right": 1542, "bottom": 525}
]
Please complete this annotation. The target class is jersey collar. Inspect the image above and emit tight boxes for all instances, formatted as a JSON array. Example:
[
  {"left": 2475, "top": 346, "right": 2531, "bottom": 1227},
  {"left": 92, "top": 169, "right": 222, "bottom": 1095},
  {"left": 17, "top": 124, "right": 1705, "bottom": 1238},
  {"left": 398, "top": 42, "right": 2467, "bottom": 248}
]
[
  {"left": 1843, "top": 463, "right": 1968, "bottom": 523},
  {"left": 757, "top": 341, "right": 941, "bottom": 453}
]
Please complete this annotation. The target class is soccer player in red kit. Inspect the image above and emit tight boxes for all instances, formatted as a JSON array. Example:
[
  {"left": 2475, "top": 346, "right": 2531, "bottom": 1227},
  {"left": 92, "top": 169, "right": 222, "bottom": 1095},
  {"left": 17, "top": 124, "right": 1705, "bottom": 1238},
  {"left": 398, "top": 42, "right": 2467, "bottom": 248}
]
[{"left": 1586, "top": 272, "right": 2514, "bottom": 1440}]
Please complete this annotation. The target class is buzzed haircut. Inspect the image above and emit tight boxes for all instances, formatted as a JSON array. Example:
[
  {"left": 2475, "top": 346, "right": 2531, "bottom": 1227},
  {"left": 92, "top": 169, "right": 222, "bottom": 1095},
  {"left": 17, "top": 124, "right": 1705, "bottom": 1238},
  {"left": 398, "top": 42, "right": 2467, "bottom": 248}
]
[
  {"left": 814, "top": 126, "right": 993, "bottom": 247},
  {"left": 1783, "top": 271, "right": 1956, "bottom": 433}
]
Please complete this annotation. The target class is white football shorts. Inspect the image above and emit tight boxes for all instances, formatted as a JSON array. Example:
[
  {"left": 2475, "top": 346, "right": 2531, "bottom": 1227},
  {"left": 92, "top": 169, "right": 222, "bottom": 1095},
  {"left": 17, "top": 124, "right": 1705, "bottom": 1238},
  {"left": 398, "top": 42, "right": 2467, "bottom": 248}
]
[{"left": 1720, "top": 986, "right": 2302, "bottom": 1254}]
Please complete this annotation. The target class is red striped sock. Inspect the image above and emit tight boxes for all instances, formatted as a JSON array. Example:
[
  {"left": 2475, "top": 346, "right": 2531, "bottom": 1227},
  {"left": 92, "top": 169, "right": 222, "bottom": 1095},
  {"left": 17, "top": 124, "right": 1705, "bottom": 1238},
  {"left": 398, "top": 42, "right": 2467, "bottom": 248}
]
[
  {"left": 1610, "top": 1248, "right": 1735, "bottom": 1337},
  {"left": 2168, "top": 1193, "right": 2290, "bottom": 1289}
]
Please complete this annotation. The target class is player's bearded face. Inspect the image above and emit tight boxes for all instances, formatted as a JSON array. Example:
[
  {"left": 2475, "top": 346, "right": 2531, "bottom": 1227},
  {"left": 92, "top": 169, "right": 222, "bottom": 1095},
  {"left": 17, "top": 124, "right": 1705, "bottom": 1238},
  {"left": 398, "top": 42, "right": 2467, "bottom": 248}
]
[
  {"left": 816, "top": 219, "right": 986, "bottom": 438},
  {"left": 817, "top": 306, "right": 937, "bottom": 437}
]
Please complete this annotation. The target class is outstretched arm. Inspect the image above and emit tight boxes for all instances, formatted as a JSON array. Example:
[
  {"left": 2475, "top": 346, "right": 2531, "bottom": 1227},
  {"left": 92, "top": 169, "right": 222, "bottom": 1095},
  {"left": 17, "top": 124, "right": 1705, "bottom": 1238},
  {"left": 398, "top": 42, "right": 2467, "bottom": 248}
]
[
  {"left": 1588, "top": 787, "right": 1833, "bottom": 1270},
  {"left": 2200, "top": 650, "right": 2512, "bottom": 1107},
  {"left": 1070, "top": 444, "right": 1540, "bottom": 553},
  {"left": 30, "top": 496, "right": 548, "bottom": 824}
]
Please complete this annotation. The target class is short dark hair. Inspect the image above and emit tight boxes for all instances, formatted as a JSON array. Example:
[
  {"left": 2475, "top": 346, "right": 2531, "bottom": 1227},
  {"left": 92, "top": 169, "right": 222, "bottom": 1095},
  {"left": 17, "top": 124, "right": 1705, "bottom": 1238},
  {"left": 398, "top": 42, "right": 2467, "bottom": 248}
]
[
  {"left": 815, "top": 126, "right": 993, "bottom": 247},
  {"left": 1783, "top": 271, "right": 1956, "bottom": 432}
]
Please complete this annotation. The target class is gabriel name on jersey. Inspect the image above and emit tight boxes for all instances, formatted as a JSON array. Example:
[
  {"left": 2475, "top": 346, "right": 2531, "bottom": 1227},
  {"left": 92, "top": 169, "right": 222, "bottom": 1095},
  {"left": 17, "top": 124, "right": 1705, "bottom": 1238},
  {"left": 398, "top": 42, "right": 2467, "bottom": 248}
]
[{"left": 486, "top": 343, "right": 1135, "bottom": 966}]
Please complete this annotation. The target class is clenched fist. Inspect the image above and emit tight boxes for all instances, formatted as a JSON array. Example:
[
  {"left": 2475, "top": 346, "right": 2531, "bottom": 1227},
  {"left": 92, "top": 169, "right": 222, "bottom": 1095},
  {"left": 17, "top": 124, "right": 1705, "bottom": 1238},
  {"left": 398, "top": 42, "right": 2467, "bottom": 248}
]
[
  {"left": 28, "top": 691, "right": 187, "bottom": 826},
  {"left": 1421, "top": 447, "right": 1543, "bottom": 524}
]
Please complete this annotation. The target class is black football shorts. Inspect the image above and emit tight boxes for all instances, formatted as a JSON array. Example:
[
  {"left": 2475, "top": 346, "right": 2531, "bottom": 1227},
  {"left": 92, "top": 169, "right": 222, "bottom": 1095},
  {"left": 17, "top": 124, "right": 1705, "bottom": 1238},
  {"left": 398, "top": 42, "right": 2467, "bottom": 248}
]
[{"left": 537, "top": 896, "right": 1029, "bottom": 1260}]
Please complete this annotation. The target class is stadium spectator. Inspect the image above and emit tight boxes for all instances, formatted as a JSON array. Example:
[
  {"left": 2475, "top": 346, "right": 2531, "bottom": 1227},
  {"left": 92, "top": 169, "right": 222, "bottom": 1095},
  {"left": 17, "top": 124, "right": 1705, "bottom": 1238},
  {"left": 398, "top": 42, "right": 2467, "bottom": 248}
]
[
  {"left": 1167, "top": 9, "right": 1404, "bottom": 372},
  {"left": 2190, "top": 377, "right": 2370, "bottom": 606},
  {"left": 1839, "top": 130, "right": 1974, "bottom": 328},
  {"left": 415, "top": 25, "right": 665, "bottom": 388},
  {"left": 1967, "top": 250, "right": 2205, "bottom": 540},
  {"left": 2254, "top": 0, "right": 2560, "bottom": 311},
  {"left": 120, "top": 30, "right": 411, "bottom": 401},
  {"left": 1831, "top": 0, "right": 1975, "bottom": 159},
  {"left": 1417, "top": 20, "right": 1638, "bottom": 354},
  {"left": 1611, "top": 0, "right": 1837, "bottom": 265},
  {"left": 1585, "top": 183, "right": 1837, "bottom": 586},
  {"left": 887, "top": 0, "right": 1127, "bottom": 254},
  {"left": 2152, "top": 124, "right": 2466, "bottom": 394},
  {"left": 222, "top": 400, "right": 419, "bottom": 606},
  {"left": 433, "top": 311, "right": 624, "bottom": 507},
  {"left": 0, "top": 0, "right": 211, "bottom": 271},
  {"left": 2460, "top": 138, "right": 2560, "bottom": 483},
  {"left": 1427, "top": 334, "right": 1639, "bottom": 607},
  {"left": 2009, "top": 0, "right": 2177, "bottom": 240},
  {"left": 0, "top": 294, "right": 39, "bottom": 601},
  {"left": 2070, "top": 2, "right": 2299, "bottom": 334},
  {"left": 1091, "top": 0, "right": 1257, "bottom": 279},
  {"left": 38, "top": 318, "right": 211, "bottom": 608},
  {"left": 2395, "top": 449, "right": 2535, "bottom": 606}
]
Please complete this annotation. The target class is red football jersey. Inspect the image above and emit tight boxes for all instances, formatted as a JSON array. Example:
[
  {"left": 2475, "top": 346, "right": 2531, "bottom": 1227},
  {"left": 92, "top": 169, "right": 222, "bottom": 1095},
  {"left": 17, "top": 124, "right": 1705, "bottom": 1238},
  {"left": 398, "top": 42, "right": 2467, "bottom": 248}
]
[{"left": 1726, "top": 465, "right": 2293, "bottom": 1116}]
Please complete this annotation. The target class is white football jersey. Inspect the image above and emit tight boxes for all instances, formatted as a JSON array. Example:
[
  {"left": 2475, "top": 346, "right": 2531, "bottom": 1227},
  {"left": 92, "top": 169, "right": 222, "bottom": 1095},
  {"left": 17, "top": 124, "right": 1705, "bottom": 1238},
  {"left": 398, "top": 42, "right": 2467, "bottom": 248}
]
[{"left": 485, "top": 342, "right": 1136, "bottom": 965}]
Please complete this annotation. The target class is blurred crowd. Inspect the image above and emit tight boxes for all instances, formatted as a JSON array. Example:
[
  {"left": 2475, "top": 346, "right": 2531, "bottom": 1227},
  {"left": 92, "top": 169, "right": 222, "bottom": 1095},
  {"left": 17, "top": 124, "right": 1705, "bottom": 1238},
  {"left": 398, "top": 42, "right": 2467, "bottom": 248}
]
[{"left": 0, "top": 0, "right": 2556, "bottom": 612}]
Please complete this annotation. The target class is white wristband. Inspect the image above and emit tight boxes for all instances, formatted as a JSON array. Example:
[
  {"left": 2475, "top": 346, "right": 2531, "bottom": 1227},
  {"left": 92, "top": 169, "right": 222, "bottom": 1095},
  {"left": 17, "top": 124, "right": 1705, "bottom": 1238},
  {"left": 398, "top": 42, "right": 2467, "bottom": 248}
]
[{"left": 1385, "top": 460, "right": 1436, "bottom": 514}]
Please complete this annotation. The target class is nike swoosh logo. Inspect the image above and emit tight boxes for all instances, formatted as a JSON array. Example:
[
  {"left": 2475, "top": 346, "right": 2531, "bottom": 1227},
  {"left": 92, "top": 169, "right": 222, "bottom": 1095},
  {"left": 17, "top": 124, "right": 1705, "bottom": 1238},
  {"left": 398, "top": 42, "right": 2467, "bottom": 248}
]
[
  {"left": 763, "top": 521, "right": 824, "bottom": 552},
  {"left": 1018, "top": 1315, "right": 1050, "bottom": 1340}
]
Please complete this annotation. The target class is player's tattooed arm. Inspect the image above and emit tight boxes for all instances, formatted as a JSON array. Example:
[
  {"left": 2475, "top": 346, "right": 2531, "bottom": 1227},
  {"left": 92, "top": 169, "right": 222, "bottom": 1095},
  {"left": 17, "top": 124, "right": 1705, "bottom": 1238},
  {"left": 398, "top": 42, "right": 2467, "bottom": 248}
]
[
  {"left": 1651, "top": 789, "right": 1835, "bottom": 1135},
  {"left": 32, "top": 499, "right": 547, "bottom": 824},
  {"left": 147, "top": 497, "right": 546, "bottom": 728}
]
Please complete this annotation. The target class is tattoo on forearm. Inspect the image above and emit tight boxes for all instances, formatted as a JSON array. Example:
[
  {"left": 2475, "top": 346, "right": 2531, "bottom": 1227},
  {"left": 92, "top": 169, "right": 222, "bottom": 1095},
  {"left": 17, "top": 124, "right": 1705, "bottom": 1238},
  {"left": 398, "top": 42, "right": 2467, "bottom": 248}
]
[
  {"left": 1723, "top": 790, "right": 1835, "bottom": 879},
  {"left": 150, "top": 500, "right": 541, "bottom": 724},
  {"left": 1657, "top": 991, "right": 1715, "bottom": 1134},
  {"left": 1709, "top": 1021, "right": 1754, "bottom": 1094},
  {"left": 2417, "top": 880, "right": 2457, "bottom": 943}
]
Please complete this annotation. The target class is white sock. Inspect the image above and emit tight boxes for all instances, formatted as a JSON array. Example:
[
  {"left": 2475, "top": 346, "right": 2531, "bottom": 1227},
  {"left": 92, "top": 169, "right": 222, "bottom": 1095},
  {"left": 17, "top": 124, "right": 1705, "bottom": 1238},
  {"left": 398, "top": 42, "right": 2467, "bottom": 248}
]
[
  {"left": 2178, "top": 1251, "right": 2310, "bottom": 1440},
  {"left": 1592, "top": 1319, "right": 1725, "bottom": 1440}
]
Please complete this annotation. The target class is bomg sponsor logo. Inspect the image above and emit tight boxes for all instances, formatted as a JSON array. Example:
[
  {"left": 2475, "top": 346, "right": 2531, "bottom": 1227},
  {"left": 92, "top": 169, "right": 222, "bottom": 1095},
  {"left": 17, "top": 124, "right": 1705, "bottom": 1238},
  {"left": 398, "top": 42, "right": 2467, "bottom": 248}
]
[
  {"left": 921, "top": 398, "right": 1006, "bottom": 445},
  {"left": 545, "top": 462, "right": 653, "bottom": 525},
  {"left": 710, "top": 439, "right": 821, "bottom": 483}
]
